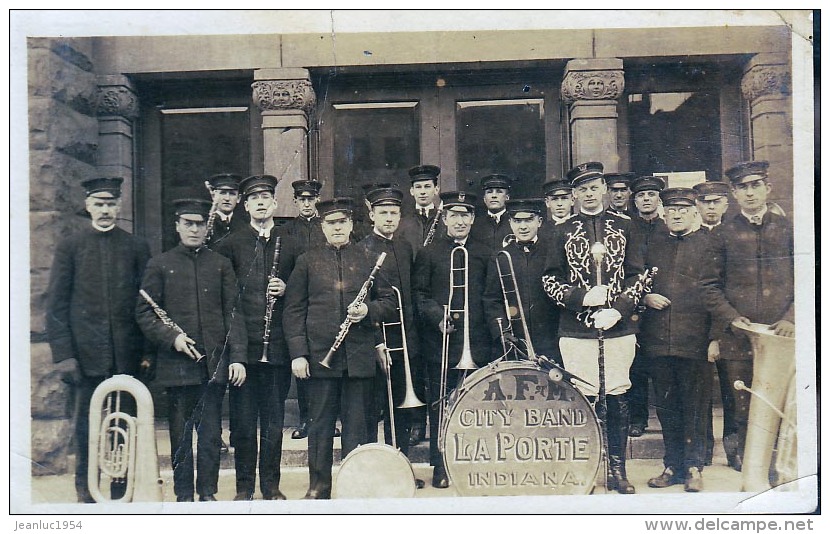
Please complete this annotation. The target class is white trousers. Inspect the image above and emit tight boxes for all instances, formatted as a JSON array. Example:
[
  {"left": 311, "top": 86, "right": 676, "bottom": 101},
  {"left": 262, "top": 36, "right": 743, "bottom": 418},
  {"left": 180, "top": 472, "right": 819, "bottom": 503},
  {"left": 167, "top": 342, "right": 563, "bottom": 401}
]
[{"left": 559, "top": 334, "right": 637, "bottom": 397}]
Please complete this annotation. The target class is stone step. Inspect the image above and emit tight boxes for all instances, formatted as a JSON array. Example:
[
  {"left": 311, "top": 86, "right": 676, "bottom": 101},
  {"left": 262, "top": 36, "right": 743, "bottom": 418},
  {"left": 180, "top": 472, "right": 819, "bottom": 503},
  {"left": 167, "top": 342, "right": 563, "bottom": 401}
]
[{"left": 152, "top": 404, "right": 727, "bottom": 470}]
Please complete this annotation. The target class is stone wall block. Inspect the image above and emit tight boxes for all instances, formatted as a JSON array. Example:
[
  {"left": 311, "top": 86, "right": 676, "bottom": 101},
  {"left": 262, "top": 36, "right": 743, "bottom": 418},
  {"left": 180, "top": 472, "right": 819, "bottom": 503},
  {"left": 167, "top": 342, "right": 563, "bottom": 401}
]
[
  {"left": 28, "top": 40, "right": 98, "bottom": 116},
  {"left": 31, "top": 343, "right": 74, "bottom": 419},
  {"left": 29, "top": 151, "right": 96, "bottom": 213},
  {"left": 31, "top": 418, "right": 73, "bottom": 476},
  {"left": 29, "top": 99, "right": 99, "bottom": 165}
]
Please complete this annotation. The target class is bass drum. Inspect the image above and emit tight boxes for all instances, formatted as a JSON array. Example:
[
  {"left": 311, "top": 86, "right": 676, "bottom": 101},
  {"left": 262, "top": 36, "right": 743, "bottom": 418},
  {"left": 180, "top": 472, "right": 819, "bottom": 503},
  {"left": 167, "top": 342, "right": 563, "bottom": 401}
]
[
  {"left": 334, "top": 443, "right": 417, "bottom": 499},
  {"left": 441, "top": 360, "right": 601, "bottom": 497}
]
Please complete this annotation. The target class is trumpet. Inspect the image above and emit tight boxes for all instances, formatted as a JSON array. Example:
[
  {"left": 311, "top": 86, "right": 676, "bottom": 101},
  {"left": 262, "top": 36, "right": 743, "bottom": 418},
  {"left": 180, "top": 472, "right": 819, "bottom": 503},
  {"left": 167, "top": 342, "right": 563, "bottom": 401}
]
[
  {"left": 320, "top": 252, "right": 387, "bottom": 369},
  {"left": 422, "top": 203, "right": 444, "bottom": 247},
  {"left": 260, "top": 236, "right": 282, "bottom": 363},
  {"left": 88, "top": 375, "right": 163, "bottom": 502},
  {"left": 380, "top": 286, "right": 426, "bottom": 409},
  {"left": 495, "top": 250, "right": 536, "bottom": 361}
]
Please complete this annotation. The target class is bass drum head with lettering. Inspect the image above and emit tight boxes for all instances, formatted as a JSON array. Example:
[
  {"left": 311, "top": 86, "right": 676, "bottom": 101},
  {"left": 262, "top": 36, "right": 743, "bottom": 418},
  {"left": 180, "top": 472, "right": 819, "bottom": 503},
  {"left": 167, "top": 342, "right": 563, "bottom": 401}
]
[
  {"left": 334, "top": 443, "right": 417, "bottom": 499},
  {"left": 442, "top": 360, "right": 601, "bottom": 496}
]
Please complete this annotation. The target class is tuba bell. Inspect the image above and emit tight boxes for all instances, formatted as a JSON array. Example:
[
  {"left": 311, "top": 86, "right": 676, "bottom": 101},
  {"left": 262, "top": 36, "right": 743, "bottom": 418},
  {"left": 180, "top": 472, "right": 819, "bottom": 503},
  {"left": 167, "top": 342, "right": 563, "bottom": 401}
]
[
  {"left": 87, "top": 374, "right": 163, "bottom": 503},
  {"left": 731, "top": 322, "right": 796, "bottom": 493}
]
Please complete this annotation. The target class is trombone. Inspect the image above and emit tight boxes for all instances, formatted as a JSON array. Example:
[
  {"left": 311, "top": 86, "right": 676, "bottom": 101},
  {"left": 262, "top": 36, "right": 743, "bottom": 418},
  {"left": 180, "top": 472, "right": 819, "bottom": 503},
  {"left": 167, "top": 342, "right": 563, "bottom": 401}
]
[
  {"left": 446, "top": 245, "right": 477, "bottom": 371},
  {"left": 380, "top": 286, "right": 426, "bottom": 410},
  {"left": 495, "top": 250, "right": 536, "bottom": 361}
]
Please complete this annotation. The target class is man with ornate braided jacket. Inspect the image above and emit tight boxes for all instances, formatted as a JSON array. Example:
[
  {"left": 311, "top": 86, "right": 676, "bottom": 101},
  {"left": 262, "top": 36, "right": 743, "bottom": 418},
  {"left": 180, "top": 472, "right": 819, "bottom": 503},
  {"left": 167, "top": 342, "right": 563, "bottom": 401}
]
[{"left": 542, "top": 162, "right": 652, "bottom": 495}]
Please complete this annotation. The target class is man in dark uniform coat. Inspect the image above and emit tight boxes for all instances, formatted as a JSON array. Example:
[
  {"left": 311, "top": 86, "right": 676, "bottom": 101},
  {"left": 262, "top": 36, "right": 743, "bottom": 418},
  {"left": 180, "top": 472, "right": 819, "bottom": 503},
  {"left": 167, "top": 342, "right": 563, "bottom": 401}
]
[
  {"left": 216, "top": 175, "right": 300, "bottom": 501},
  {"left": 282, "top": 179, "right": 326, "bottom": 253},
  {"left": 283, "top": 198, "right": 396, "bottom": 500},
  {"left": 693, "top": 180, "right": 736, "bottom": 467},
  {"left": 542, "top": 162, "right": 651, "bottom": 494},
  {"left": 136, "top": 198, "right": 247, "bottom": 502},
  {"left": 412, "top": 191, "right": 495, "bottom": 489},
  {"left": 47, "top": 177, "right": 151, "bottom": 503},
  {"left": 701, "top": 161, "right": 795, "bottom": 473},
  {"left": 280, "top": 179, "right": 325, "bottom": 439},
  {"left": 606, "top": 172, "right": 635, "bottom": 216},
  {"left": 205, "top": 173, "right": 247, "bottom": 249},
  {"left": 627, "top": 175, "right": 667, "bottom": 437},
  {"left": 396, "top": 164, "right": 442, "bottom": 445},
  {"left": 640, "top": 188, "right": 717, "bottom": 493},
  {"left": 469, "top": 174, "right": 513, "bottom": 251},
  {"left": 398, "top": 164, "right": 443, "bottom": 256},
  {"left": 358, "top": 187, "right": 424, "bottom": 481},
  {"left": 483, "top": 198, "right": 561, "bottom": 364}
]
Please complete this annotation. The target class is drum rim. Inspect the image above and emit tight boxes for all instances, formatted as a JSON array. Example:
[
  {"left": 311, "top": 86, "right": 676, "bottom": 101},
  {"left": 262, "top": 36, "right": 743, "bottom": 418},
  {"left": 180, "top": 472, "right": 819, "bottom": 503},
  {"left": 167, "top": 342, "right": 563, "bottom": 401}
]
[
  {"left": 441, "top": 361, "right": 602, "bottom": 496},
  {"left": 334, "top": 443, "right": 417, "bottom": 499}
]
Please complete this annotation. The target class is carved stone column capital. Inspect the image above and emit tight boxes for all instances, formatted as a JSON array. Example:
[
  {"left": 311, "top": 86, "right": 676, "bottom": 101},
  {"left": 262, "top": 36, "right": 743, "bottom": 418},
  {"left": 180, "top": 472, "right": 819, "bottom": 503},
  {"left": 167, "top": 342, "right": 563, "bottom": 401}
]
[
  {"left": 561, "top": 59, "right": 625, "bottom": 104},
  {"left": 741, "top": 55, "right": 791, "bottom": 102},
  {"left": 96, "top": 75, "right": 139, "bottom": 119},
  {"left": 252, "top": 79, "right": 316, "bottom": 112}
]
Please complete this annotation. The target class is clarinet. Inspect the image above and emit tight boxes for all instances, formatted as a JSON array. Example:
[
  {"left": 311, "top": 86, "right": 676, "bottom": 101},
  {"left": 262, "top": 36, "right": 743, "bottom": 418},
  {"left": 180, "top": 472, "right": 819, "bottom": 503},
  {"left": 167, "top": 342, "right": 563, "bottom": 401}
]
[
  {"left": 320, "top": 252, "right": 387, "bottom": 369},
  {"left": 422, "top": 203, "right": 444, "bottom": 247},
  {"left": 139, "top": 289, "right": 205, "bottom": 361},
  {"left": 204, "top": 181, "right": 218, "bottom": 243},
  {"left": 260, "top": 236, "right": 282, "bottom": 363}
]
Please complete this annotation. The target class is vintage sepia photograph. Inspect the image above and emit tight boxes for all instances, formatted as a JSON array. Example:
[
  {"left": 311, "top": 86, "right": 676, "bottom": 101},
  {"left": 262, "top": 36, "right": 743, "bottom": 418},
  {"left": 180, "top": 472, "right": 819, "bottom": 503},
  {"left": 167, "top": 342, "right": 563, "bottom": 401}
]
[{"left": 10, "top": 9, "right": 818, "bottom": 521}]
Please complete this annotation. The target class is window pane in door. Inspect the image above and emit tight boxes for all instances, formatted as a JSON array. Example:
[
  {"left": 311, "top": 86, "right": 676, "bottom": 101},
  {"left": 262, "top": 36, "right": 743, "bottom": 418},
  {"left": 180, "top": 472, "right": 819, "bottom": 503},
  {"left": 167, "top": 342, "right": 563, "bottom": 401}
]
[
  {"left": 332, "top": 103, "right": 420, "bottom": 197},
  {"left": 160, "top": 107, "right": 250, "bottom": 251},
  {"left": 456, "top": 99, "right": 546, "bottom": 202},
  {"left": 627, "top": 92, "right": 722, "bottom": 179}
]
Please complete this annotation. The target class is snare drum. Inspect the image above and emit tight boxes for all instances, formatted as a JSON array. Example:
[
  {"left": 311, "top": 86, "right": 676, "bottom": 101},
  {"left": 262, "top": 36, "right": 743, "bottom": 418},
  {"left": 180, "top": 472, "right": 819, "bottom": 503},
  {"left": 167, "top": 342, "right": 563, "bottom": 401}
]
[
  {"left": 334, "top": 443, "right": 417, "bottom": 499},
  {"left": 441, "top": 360, "right": 601, "bottom": 496}
]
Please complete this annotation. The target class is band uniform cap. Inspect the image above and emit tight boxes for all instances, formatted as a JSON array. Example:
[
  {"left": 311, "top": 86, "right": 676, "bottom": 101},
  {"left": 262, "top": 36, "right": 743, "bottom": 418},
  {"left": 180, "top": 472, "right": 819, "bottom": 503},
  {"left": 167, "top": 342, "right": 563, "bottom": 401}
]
[
  {"left": 542, "top": 178, "right": 573, "bottom": 197},
  {"left": 659, "top": 187, "right": 697, "bottom": 207},
  {"left": 408, "top": 165, "right": 441, "bottom": 183},
  {"left": 291, "top": 180, "right": 323, "bottom": 197},
  {"left": 317, "top": 197, "right": 354, "bottom": 217},
  {"left": 81, "top": 177, "right": 123, "bottom": 198},
  {"left": 239, "top": 174, "right": 278, "bottom": 198},
  {"left": 506, "top": 198, "right": 545, "bottom": 216},
  {"left": 366, "top": 187, "right": 404, "bottom": 207},
  {"left": 207, "top": 173, "right": 242, "bottom": 190},
  {"left": 631, "top": 175, "right": 666, "bottom": 194},
  {"left": 173, "top": 198, "right": 213, "bottom": 218},
  {"left": 440, "top": 191, "right": 477, "bottom": 212},
  {"left": 566, "top": 162, "right": 605, "bottom": 187},
  {"left": 361, "top": 181, "right": 397, "bottom": 193},
  {"left": 725, "top": 160, "right": 770, "bottom": 184},
  {"left": 692, "top": 181, "right": 730, "bottom": 200},
  {"left": 480, "top": 174, "right": 512, "bottom": 190},
  {"left": 605, "top": 172, "right": 635, "bottom": 189}
]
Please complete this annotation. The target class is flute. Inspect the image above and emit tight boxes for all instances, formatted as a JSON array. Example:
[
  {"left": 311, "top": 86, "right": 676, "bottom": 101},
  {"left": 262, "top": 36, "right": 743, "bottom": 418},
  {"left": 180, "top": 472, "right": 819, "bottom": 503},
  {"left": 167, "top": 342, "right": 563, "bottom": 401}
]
[
  {"left": 139, "top": 289, "right": 205, "bottom": 362},
  {"left": 260, "top": 236, "right": 282, "bottom": 363}
]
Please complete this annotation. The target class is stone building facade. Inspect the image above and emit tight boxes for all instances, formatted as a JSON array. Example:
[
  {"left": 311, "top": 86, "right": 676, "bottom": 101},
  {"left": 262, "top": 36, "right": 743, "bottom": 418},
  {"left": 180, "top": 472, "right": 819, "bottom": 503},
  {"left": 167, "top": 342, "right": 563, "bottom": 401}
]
[{"left": 25, "top": 15, "right": 802, "bottom": 475}]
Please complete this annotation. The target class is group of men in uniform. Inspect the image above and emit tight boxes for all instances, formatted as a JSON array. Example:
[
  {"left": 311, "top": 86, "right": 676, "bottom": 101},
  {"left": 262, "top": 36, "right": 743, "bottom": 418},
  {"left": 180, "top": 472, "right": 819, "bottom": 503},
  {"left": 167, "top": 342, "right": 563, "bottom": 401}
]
[{"left": 46, "top": 156, "right": 794, "bottom": 502}]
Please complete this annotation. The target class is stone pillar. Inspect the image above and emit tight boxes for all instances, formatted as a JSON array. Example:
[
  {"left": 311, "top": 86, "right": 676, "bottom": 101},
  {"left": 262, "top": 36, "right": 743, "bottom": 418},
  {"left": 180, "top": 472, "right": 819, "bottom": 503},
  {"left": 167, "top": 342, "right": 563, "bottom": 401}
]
[
  {"left": 96, "top": 75, "right": 139, "bottom": 232},
  {"left": 561, "top": 58, "right": 625, "bottom": 172},
  {"left": 741, "top": 53, "right": 793, "bottom": 216},
  {"left": 28, "top": 37, "right": 100, "bottom": 476},
  {"left": 252, "top": 69, "right": 316, "bottom": 217}
]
